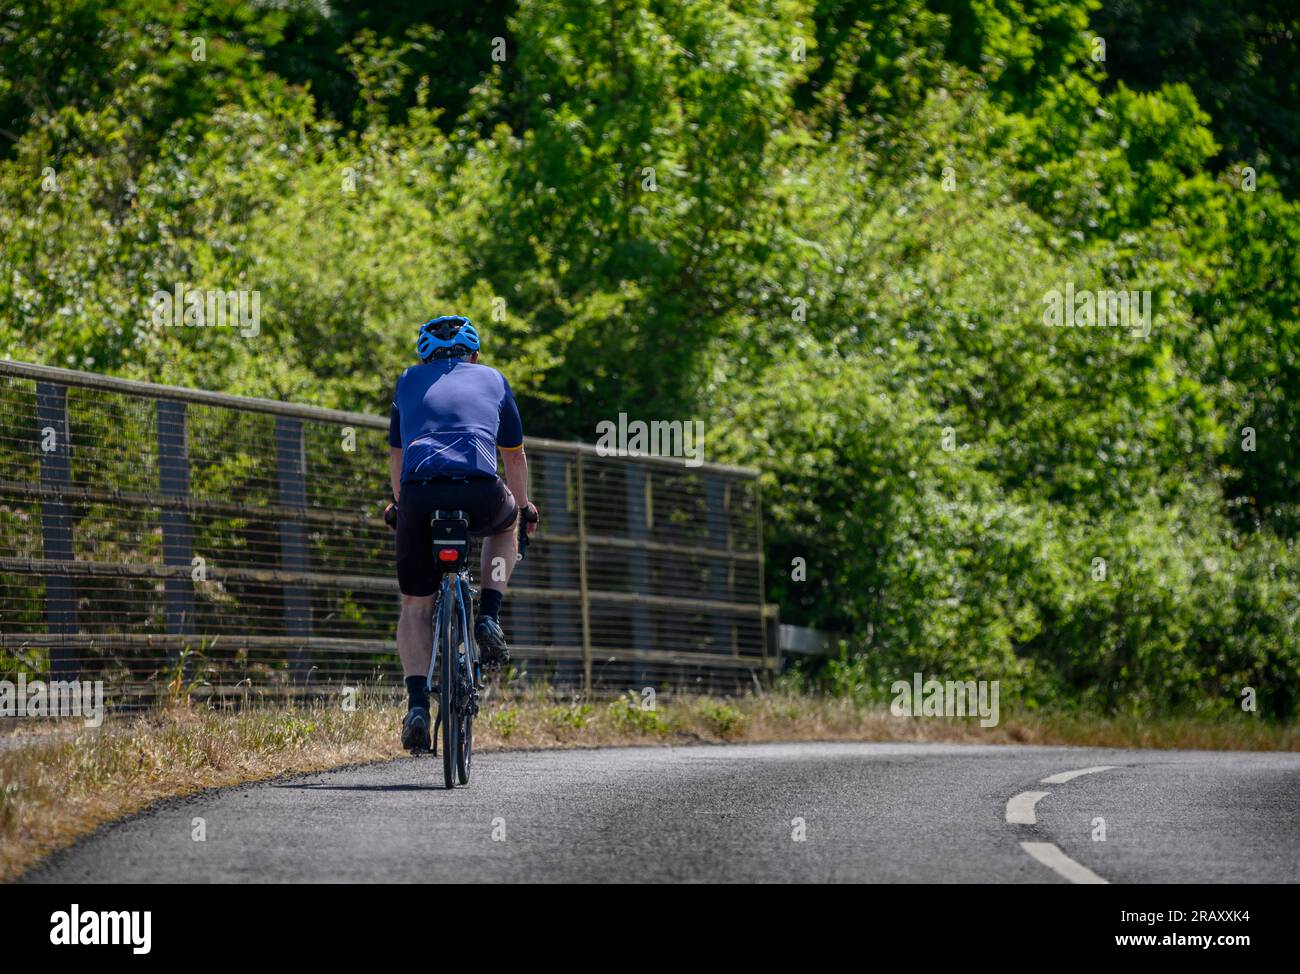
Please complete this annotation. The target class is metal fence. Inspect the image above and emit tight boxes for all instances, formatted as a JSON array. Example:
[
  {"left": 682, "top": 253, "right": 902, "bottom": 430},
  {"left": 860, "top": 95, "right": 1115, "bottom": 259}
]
[{"left": 0, "top": 360, "right": 771, "bottom": 708}]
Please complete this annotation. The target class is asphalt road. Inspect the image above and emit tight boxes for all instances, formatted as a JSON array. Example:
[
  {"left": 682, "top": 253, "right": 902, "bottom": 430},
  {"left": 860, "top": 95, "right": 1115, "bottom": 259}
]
[{"left": 24, "top": 742, "right": 1300, "bottom": 883}]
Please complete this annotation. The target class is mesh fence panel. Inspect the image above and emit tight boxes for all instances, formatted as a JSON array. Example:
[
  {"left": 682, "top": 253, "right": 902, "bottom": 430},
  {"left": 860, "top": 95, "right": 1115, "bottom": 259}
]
[{"left": 0, "top": 361, "right": 771, "bottom": 708}]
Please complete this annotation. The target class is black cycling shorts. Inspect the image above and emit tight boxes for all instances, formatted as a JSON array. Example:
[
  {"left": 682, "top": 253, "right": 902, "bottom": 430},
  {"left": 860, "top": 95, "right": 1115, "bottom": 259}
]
[{"left": 395, "top": 476, "right": 518, "bottom": 596}]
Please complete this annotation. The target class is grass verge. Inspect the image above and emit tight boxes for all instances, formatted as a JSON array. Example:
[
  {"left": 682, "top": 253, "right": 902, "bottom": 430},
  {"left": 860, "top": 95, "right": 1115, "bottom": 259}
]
[{"left": 2, "top": 689, "right": 1296, "bottom": 882}]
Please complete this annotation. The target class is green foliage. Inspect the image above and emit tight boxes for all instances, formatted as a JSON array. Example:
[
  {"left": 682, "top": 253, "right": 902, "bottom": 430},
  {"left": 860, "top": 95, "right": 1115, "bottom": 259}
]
[
  {"left": 1, "top": 0, "right": 1297, "bottom": 717},
  {"left": 546, "top": 703, "right": 593, "bottom": 733},
  {"left": 696, "top": 698, "right": 747, "bottom": 737},
  {"left": 486, "top": 705, "right": 520, "bottom": 740},
  {"left": 607, "top": 692, "right": 672, "bottom": 735},
  {"left": 1091, "top": 0, "right": 1300, "bottom": 194}
]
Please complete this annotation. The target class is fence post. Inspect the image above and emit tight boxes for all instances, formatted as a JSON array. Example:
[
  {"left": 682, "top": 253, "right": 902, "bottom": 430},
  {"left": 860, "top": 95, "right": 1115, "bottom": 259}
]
[
  {"left": 275, "top": 417, "right": 311, "bottom": 683},
  {"left": 756, "top": 478, "right": 770, "bottom": 675},
  {"left": 624, "top": 465, "right": 653, "bottom": 685},
  {"left": 537, "top": 452, "right": 579, "bottom": 685},
  {"left": 36, "top": 381, "right": 77, "bottom": 679},
  {"left": 576, "top": 454, "right": 593, "bottom": 693},
  {"left": 157, "top": 399, "right": 195, "bottom": 676},
  {"left": 705, "top": 476, "right": 733, "bottom": 656}
]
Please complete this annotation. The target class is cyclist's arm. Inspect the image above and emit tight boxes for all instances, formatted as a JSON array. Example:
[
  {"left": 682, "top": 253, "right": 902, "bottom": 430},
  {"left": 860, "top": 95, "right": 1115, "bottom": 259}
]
[
  {"left": 389, "top": 447, "right": 402, "bottom": 501},
  {"left": 501, "top": 447, "right": 530, "bottom": 511},
  {"left": 387, "top": 388, "right": 403, "bottom": 501},
  {"left": 497, "top": 380, "right": 531, "bottom": 512}
]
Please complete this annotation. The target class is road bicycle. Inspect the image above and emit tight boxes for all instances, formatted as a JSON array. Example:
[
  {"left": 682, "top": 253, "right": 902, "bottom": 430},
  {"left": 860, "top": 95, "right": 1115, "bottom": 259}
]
[{"left": 426, "top": 509, "right": 533, "bottom": 789}]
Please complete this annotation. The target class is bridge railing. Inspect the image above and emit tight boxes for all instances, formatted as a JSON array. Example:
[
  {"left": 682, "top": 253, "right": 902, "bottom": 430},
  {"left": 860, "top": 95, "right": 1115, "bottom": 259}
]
[{"left": 0, "top": 360, "right": 770, "bottom": 708}]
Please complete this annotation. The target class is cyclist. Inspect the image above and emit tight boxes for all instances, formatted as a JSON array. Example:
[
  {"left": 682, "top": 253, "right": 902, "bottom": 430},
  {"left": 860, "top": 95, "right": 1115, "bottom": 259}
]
[{"left": 384, "top": 315, "right": 539, "bottom": 751}]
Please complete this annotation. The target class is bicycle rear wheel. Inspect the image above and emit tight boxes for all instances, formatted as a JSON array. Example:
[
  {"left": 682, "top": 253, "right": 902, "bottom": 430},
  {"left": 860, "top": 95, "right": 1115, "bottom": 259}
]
[{"left": 439, "top": 583, "right": 457, "bottom": 789}]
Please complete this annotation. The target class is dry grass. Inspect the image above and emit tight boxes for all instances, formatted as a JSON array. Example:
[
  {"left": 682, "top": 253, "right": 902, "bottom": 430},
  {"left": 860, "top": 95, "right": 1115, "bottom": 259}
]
[{"left": 2, "top": 688, "right": 1296, "bottom": 882}]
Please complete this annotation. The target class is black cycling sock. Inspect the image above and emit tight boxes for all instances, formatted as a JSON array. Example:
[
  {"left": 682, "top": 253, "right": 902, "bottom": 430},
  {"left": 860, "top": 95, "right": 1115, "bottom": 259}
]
[
  {"left": 405, "top": 675, "right": 428, "bottom": 710},
  {"left": 479, "top": 587, "right": 503, "bottom": 621}
]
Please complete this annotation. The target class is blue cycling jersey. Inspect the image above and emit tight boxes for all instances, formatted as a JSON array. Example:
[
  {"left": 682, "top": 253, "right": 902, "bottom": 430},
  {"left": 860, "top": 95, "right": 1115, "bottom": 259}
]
[{"left": 387, "top": 360, "right": 524, "bottom": 482}]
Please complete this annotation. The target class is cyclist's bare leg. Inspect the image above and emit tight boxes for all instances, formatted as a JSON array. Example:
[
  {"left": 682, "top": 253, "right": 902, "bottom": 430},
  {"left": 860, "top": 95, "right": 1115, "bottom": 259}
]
[
  {"left": 479, "top": 515, "right": 519, "bottom": 597},
  {"left": 398, "top": 594, "right": 435, "bottom": 677},
  {"left": 475, "top": 515, "right": 518, "bottom": 664},
  {"left": 397, "top": 593, "right": 436, "bottom": 748}
]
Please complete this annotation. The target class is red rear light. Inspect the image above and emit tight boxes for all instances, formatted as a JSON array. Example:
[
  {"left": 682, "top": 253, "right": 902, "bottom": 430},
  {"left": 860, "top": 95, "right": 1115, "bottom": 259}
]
[{"left": 437, "top": 548, "right": 459, "bottom": 562}]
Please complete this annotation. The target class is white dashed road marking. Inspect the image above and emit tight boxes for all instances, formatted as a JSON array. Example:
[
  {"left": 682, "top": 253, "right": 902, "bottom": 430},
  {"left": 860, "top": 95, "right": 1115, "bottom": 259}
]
[
  {"left": 1007, "top": 765, "right": 1119, "bottom": 882},
  {"left": 1020, "top": 841, "right": 1108, "bottom": 884},
  {"left": 1040, "top": 765, "right": 1116, "bottom": 785},
  {"left": 1006, "top": 790, "right": 1049, "bottom": 825}
]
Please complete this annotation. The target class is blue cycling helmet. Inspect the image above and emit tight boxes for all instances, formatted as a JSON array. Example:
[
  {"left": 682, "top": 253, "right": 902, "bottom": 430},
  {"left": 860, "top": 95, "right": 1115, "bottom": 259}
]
[{"left": 417, "top": 315, "right": 480, "bottom": 362}]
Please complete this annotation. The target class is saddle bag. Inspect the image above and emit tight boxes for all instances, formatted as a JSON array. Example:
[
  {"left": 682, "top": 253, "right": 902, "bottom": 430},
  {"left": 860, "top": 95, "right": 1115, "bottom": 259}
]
[{"left": 430, "top": 510, "right": 470, "bottom": 572}]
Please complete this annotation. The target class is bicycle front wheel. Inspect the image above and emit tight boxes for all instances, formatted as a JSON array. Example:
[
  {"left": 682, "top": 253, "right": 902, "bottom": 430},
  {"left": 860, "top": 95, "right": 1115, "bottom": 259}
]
[
  {"left": 458, "top": 712, "right": 472, "bottom": 784},
  {"left": 455, "top": 579, "right": 473, "bottom": 784}
]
